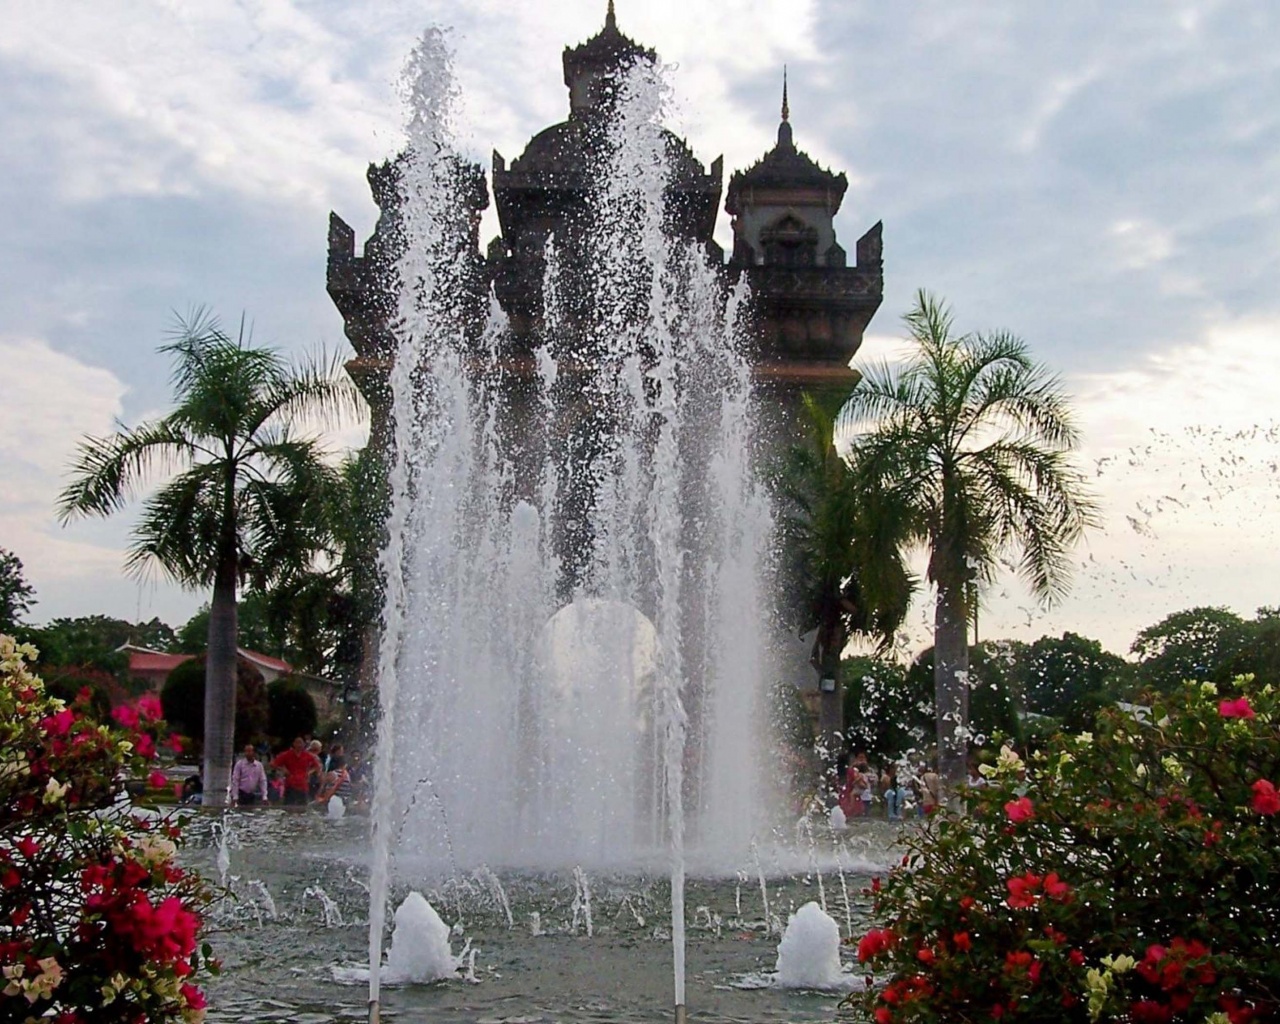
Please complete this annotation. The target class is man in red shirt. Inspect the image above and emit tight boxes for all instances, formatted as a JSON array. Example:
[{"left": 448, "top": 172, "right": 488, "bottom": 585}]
[{"left": 271, "top": 736, "right": 322, "bottom": 807}]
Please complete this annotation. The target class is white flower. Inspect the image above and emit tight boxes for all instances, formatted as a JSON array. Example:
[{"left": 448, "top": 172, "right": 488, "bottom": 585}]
[{"left": 43, "top": 777, "right": 69, "bottom": 804}]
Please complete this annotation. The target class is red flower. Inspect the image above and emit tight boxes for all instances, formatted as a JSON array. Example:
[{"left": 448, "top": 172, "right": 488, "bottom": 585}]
[
  {"left": 874, "top": 1009, "right": 893, "bottom": 1024},
  {"left": 1130, "top": 1000, "right": 1174, "bottom": 1024},
  {"left": 1251, "top": 779, "right": 1280, "bottom": 815},
  {"left": 959, "top": 896, "right": 975, "bottom": 911},
  {"left": 1218, "top": 697, "right": 1256, "bottom": 719},
  {"left": 1006, "top": 872, "right": 1042, "bottom": 909},
  {"left": 953, "top": 931, "right": 972, "bottom": 952},
  {"left": 180, "top": 984, "right": 207, "bottom": 1010},
  {"left": 135, "top": 732, "right": 156, "bottom": 759},
  {"left": 1004, "top": 796, "right": 1035, "bottom": 823},
  {"left": 858, "top": 928, "right": 896, "bottom": 963},
  {"left": 148, "top": 770, "right": 168, "bottom": 790},
  {"left": 15, "top": 836, "right": 39, "bottom": 860},
  {"left": 166, "top": 734, "right": 185, "bottom": 754},
  {"left": 111, "top": 704, "right": 140, "bottom": 729},
  {"left": 1042, "top": 873, "right": 1072, "bottom": 901},
  {"left": 10, "top": 903, "right": 31, "bottom": 926},
  {"left": 916, "top": 946, "right": 936, "bottom": 965},
  {"left": 1069, "top": 949, "right": 1086, "bottom": 967},
  {"left": 1, "top": 868, "right": 20, "bottom": 889}
]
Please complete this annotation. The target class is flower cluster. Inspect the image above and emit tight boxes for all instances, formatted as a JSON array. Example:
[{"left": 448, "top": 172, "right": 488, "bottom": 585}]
[
  {"left": 850, "top": 677, "right": 1279, "bottom": 1023},
  {"left": 0, "top": 635, "right": 215, "bottom": 1023}
]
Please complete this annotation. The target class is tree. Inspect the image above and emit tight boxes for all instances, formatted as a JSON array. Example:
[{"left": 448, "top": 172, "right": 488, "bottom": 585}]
[
  {"left": 0, "top": 547, "right": 36, "bottom": 631},
  {"left": 1130, "top": 606, "right": 1249, "bottom": 692},
  {"left": 842, "top": 291, "right": 1098, "bottom": 786},
  {"left": 266, "top": 676, "right": 319, "bottom": 745},
  {"left": 1024, "top": 631, "right": 1128, "bottom": 732},
  {"left": 779, "top": 392, "right": 915, "bottom": 751},
  {"left": 842, "top": 654, "right": 934, "bottom": 765},
  {"left": 160, "top": 653, "right": 270, "bottom": 752},
  {"left": 57, "top": 310, "right": 361, "bottom": 807}
]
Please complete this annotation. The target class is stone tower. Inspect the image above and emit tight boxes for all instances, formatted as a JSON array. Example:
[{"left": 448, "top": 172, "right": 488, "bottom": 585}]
[{"left": 327, "top": 12, "right": 882, "bottom": 436}]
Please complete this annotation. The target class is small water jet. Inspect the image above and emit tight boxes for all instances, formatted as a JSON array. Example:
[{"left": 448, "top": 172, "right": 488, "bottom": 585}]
[
  {"left": 774, "top": 902, "right": 846, "bottom": 990},
  {"left": 383, "top": 892, "right": 463, "bottom": 985}
]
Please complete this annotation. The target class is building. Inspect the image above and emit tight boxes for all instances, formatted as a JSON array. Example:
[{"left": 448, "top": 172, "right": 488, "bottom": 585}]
[{"left": 326, "top": 6, "right": 883, "bottom": 455}]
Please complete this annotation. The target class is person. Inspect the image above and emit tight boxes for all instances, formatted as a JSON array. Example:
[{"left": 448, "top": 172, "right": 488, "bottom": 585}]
[
  {"left": 230, "top": 744, "right": 269, "bottom": 807},
  {"left": 966, "top": 758, "right": 988, "bottom": 789},
  {"left": 851, "top": 750, "right": 876, "bottom": 817},
  {"left": 881, "top": 764, "right": 910, "bottom": 821},
  {"left": 179, "top": 771, "right": 203, "bottom": 805},
  {"left": 307, "top": 740, "right": 326, "bottom": 800},
  {"left": 920, "top": 761, "right": 942, "bottom": 815},
  {"left": 837, "top": 755, "right": 862, "bottom": 818},
  {"left": 271, "top": 737, "right": 323, "bottom": 807},
  {"left": 324, "top": 742, "right": 345, "bottom": 773},
  {"left": 314, "top": 754, "right": 353, "bottom": 806}
]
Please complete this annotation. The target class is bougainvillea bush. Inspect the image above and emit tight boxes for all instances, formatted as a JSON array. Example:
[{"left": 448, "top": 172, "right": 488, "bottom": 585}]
[
  {"left": 851, "top": 679, "right": 1279, "bottom": 1024},
  {"left": 0, "top": 635, "right": 215, "bottom": 1023}
]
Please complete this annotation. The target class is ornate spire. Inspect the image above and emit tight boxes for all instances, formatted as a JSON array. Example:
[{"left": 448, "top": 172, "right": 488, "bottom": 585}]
[
  {"left": 777, "top": 66, "right": 794, "bottom": 149},
  {"left": 606, "top": 0, "right": 616, "bottom": 31}
]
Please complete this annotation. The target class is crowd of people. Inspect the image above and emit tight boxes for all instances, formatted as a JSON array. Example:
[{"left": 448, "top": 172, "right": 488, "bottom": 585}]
[
  {"left": 211, "top": 736, "right": 370, "bottom": 811},
  {"left": 834, "top": 749, "right": 943, "bottom": 821},
  {"left": 831, "top": 746, "right": 1028, "bottom": 821}
]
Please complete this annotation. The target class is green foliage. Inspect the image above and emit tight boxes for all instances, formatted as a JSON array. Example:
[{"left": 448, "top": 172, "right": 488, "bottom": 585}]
[
  {"left": 0, "top": 547, "right": 36, "bottom": 631},
  {"left": 1024, "top": 632, "right": 1129, "bottom": 732},
  {"left": 266, "top": 676, "right": 318, "bottom": 743},
  {"left": 160, "top": 655, "right": 269, "bottom": 751},
  {"left": 175, "top": 595, "right": 280, "bottom": 657},
  {"left": 18, "top": 614, "right": 176, "bottom": 672},
  {"left": 851, "top": 679, "right": 1280, "bottom": 1024},
  {"left": 842, "top": 655, "right": 934, "bottom": 763},
  {"left": 1130, "top": 606, "right": 1280, "bottom": 695}
]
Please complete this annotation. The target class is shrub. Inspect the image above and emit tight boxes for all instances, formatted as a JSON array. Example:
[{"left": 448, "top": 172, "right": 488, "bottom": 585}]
[
  {"left": 160, "top": 656, "right": 269, "bottom": 753},
  {"left": 0, "top": 635, "right": 215, "bottom": 1022},
  {"left": 266, "top": 676, "right": 318, "bottom": 744},
  {"left": 851, "top": 679, "right": 1279, "bottom": 1024}
]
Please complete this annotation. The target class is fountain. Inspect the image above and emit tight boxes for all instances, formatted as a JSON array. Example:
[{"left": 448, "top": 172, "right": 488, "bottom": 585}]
[{"left": 363, "top": 23, "right": 783, "bottom": 1023}]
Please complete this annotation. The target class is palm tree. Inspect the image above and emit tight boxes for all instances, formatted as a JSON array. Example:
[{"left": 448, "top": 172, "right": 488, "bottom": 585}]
[
  {"left": 841, "top": 291, "right": 1098, "bottom": 786},
  {"left": 57, "top": 311, "right": 362, "bottom": 807},
  {"left": 780, "top": 392, "right": 915, "bottom": 752}
]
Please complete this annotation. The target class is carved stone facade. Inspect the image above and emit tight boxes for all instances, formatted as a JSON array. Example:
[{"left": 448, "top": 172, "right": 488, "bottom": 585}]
[{"left": 327, "top": 8, "right": 883, "bottom": 449}]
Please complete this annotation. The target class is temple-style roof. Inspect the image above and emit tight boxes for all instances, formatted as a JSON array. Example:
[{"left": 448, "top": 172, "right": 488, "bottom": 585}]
[
  {"left": 725, "top": 79, "right": 848, "bottom": 213},
  {"left": 563, "top": 3, "right": 656, "bottom": 89}
]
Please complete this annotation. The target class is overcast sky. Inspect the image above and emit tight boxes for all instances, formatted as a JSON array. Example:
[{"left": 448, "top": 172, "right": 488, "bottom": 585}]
[{"left": 2, "top": 0, "right": 1278, "bottom": 656}]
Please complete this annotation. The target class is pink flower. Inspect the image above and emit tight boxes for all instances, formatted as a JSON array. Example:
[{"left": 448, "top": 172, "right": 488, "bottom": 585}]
[
  {"left": 1251, "top": 779, "right": 1280, "bottom": 815},
  {"left": 148, "top": 770, "right": 168, "bottom": 790},
  {"left": 39, "top": 708, "right": 76, "bottom": 737},
  {"left": 111, "top": 704, "right": 139, "bottom": 729},
  {"left": 1218, "top": 697, "right": 1256, "bottom": 719},
  {"left": 136, "top": 695, "right": 162, "bottom": 721},
  {"left": 1004, "top": 797, "right": 1035, "bottom": 823},
  {"left": 166, "top": 734, "right": 185, "bottom": 754},
  {"left": 135, "top": 733, "right": 156, "bottom": 759}
]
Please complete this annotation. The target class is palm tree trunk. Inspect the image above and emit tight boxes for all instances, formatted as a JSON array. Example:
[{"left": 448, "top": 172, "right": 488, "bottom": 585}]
[
  {"left": 202, "top": 557, "right": 238, "bottom": 809},
  {"left": 933, "top": 578, "right": 969, "bottom": 790},
  {"left": 816, "top": 621, "right": 846, "bottom": 759}
]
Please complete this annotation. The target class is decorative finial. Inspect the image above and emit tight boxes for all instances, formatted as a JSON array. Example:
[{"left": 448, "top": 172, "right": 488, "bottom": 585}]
[
  {"left": 606, "top": 0, "right": 617, "bottom": 30},
  {"left": 781, "top": 66, "right": 790, "bottom": 123}
]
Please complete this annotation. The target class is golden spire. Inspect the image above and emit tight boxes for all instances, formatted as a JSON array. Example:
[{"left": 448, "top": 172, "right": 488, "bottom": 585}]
[
  {"left": 606, "top": 0, "right": 617, "bottom": 30},
  {"left": 781, "top": 66, "right": 790, "bottom": 123}
]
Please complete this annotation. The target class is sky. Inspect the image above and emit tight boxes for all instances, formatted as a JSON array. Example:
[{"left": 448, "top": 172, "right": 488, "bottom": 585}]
[{"left": 2, "top": 0, "right": 1278, "bottom": 657}]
